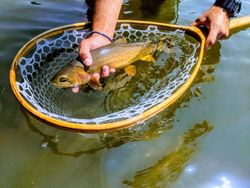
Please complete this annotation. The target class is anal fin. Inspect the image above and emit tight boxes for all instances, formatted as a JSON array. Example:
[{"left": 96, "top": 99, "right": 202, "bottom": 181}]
[{"left": 124, "top": 65, "right": 136, "bottom": 76}]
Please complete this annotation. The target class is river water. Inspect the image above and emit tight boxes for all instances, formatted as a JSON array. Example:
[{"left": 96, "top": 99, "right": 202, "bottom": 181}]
[{"left": 0, "top": 0, "right": 250, "bottom": 187}]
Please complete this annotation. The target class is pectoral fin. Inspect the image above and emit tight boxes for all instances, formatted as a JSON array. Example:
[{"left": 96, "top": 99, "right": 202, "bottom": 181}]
[
  {"left": 140, "top": 55, "right": 155, "bottom": 63},
  {"left": 124, "top": 65, "right": 136, "bottom": 76},
  {"left": 88, "top": 77, "right": 103, "bottom": 91}
]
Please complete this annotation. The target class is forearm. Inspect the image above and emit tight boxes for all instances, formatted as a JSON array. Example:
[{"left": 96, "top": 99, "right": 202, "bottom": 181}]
[{"left": 92, "top": 0, "right": 123, "bottom": 39}]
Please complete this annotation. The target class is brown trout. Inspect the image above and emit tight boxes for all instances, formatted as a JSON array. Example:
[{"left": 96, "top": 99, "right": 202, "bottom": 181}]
[{"left": 51, "top": 38, "right": 164, "bottom": 90}]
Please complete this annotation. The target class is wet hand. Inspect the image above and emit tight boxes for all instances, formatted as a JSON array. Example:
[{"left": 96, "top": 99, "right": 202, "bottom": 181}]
[
  {"left": 100, "top": 65, "right": 116, "bottom": 77},
  {"left": 72, "top": 34, "right": 116, "bottom": 93},
  {"left": 79, "top": 33, "right": 111, "bottom": 65},
  {"left": 191, "top": 6, "right": 230, "bottom": 49}
]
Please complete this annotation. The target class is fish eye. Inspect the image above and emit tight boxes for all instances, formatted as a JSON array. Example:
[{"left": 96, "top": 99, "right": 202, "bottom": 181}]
[{"left": 59, "top": 76, "right": 68, "bottom": 82}]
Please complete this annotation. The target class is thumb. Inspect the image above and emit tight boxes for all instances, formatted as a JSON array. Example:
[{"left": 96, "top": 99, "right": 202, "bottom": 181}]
[{"left": 79, "top": 40, "right": 93, "bottom": 66}]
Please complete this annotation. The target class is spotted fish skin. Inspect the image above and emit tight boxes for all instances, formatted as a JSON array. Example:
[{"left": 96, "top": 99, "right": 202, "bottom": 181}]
[
  {"left": 89, "top": 40, "right": 157, "bottom": 73},
  {"left": 51, "top": 39, "right": 160, "bottom": 89}
]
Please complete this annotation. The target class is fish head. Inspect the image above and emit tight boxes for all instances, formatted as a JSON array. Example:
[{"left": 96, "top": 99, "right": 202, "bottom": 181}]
[{"left": 51, "top": 65, "right": 91, "bottom": 88}]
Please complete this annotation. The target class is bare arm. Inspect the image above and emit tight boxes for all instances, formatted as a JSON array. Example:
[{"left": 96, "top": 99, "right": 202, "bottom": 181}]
[
  {"left": 92, "top": 0, "right": 123, "bottom": 39},
  {"left": 70, "top": 0, "right": 122, "bottom": 93},
  {"left": 79, "top": 0, "right": 122, "bottom": 68}
]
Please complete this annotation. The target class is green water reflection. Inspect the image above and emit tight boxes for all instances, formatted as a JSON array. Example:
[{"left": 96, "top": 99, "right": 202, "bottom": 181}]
[
  {"left": 1, "top": 0, "right": 250, "bottom": 187},
  {"left": 123, "top": 121, "right": 213, "bottom": 188}
]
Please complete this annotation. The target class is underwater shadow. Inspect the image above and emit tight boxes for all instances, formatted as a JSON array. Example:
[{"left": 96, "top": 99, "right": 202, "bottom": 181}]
[
  {"left": 123, "top": 121, "right": 213, "bottom": 188},
  {"left": 22, "top": 107, "right": 106, "bottom": 157}
]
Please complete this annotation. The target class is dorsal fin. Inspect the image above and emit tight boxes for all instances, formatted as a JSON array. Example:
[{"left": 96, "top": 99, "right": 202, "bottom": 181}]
[{"left": 114, "top": 37, "right": 127, "bottom": 43}]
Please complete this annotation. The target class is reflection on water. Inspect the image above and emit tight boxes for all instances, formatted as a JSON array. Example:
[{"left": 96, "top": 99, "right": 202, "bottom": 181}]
[
  {"left": 197, "top": 173, "right": 250, "bottom": 188},
  {"left": 122, "top": 0, "right": 179, "bottom": 23},
  {"left": 123, "top": 121, "right": 213, "bottom": 188},
  {"left": 23, "top": 108, "right": 106, "bottom": 157}
]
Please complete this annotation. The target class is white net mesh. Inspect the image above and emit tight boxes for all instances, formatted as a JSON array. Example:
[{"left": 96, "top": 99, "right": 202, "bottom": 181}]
[{"left": 16, "top": 23, "right": 199, "bottom": 124}]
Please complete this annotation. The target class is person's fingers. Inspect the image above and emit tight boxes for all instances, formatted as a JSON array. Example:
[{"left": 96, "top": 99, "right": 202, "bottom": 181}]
[
  {"left": 110, "top": 67, "right": 116, "bottom": 74},
  {"left": 225, "top": 29, "right": 229, "bottom": 38},
  {"left": 218, "top": 27, "right": 229, "bottom": 40},
  {"left": 79, "top": 40, "right": 93, "bottom": 66},
  {"left": 206, "top": 24, "right": 219, "bottom": 49},
  {"left": 84, "top": 57, "right": 92, "bottom": 66},
  {"left": 92, "top": 73, "right": 100, "bottom": 81},
  {"left": 72, "top": 86, "right": 80, "bottom": 93},
  {"left": 191, "top": 16, "right": 207, "bottom": 27},
  {"left": 101, "top": 65, "right": 110, "bottom": 77}
]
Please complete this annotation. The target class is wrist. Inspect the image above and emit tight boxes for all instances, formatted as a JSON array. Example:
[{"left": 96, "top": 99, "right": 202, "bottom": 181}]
[
  {"left": 90, "top": 30, "right": 113, "bottom": 43},
  {"left": 212, "top": 5, "right": 230, "bottom": 19},
  {"left": 85, "top": 34, "right": 112, "bottom": 49},
  {"left": 213, "top": 0, "right": 242, "bottom": 18},
  {"left": 92, "top": 23, "right": 115, "bottom": 41}
]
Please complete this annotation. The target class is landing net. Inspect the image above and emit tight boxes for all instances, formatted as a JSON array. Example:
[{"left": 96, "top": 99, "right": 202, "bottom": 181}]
[{"left": 11, "top": 21, "right": 202, "bottom": 131}]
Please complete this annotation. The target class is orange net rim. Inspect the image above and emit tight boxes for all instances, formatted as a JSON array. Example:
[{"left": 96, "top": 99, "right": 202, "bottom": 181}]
[{"left": 9, "top": 20, "right": 205, "bottom": 132}]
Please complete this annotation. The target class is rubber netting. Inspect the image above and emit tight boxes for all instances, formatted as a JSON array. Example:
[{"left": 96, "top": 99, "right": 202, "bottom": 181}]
[{"left": 16, "top": 24, "right": 199, "bottom": 124}]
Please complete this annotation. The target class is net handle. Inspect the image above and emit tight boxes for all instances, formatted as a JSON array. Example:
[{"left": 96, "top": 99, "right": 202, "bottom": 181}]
[{"left": 229, "top": 15, "right": 250, "bottom": 31}]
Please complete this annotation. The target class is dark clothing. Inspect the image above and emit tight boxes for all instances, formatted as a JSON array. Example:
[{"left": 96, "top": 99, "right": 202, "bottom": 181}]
[{"left": 86, "top": 0, "right": 93, "bottom": 21}]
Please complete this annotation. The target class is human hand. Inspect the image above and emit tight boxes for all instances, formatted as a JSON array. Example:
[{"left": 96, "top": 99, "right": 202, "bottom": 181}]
[
  {"left": 191, "top": 6, "right": 230, "bottom": 49},
  {"left": 71, "top": 34, "right": 115, "bottom": 93}
]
